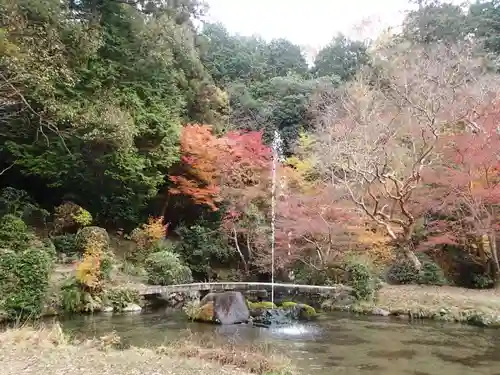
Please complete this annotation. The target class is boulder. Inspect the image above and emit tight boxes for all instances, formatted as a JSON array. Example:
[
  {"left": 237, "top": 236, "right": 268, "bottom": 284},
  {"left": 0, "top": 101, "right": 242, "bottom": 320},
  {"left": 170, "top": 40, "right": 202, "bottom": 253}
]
[
  {"left": 123, "top": 303, "right": 142, "bottom": 312},
  {"left": 199, "top": 291, "right": 250, "bottom": 324},
  {"left": 281, "top": 302, "right": 317, "bottom": 320},
  {"left": 372, "top": 307, "right": 390, "bottom": 317},
  {"left": 196, "top": 302, "right": 215, "bottom": 322},
  {"left": 101, "top": 306, "right": 114, "bottom": 313}
]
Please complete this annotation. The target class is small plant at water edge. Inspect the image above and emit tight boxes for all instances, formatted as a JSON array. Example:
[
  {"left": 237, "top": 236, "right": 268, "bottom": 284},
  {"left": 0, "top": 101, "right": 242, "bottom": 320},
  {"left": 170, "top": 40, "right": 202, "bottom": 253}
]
[
  {"left": 59, "top": 277, "right": 102, "bottom": 313},
  {"left": 183, "top": 299, "right": 202, "bottom": 320},
  {"left": 343, "top": 257, "right": 377, "bottom": 301},
  {"left": 103, "top": 288, "right": 143, "bottom": 311}
]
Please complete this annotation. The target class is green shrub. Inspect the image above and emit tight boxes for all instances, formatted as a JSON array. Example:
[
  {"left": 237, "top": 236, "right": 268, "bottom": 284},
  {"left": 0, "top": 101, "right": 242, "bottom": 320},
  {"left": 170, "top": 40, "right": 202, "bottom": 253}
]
[
  {"left": 386, "top": 254, "right": 447, "bottom": 286},
  {"left": 52, "top": 234, "right": 78, "bottom": 255},
  {"left": 119, "top": 261, "right": 147, "bottom": 278},
  {"left": 176, "top": 224, "right": 234, "bottom": 276},
  {"left": 100, "top": 252, "right": 115, "bottom": 281},
  {"left": 386, "top": 260, "right": 419, "bottom": 284},
  {"left": 292, "top": 263, "right": 340, "bottom": 286},
  {"left": 75, "top": 226, "right": 110, "bottom": 252},
  {"left": 419, "top": 259, "right": 447, "bottom": 286},
  {"left": 59, "top": 278, "right": 85, "bottom": 313},
  {"left": 344, "top": 258, "right": 376, "bottom": 301},
  {"left": 53, "top": 202, "right": 92, "bottom": 234},
  {"left": 29, "top": 236, "right": 57, "bottom": 260},
  {"left": 0, "top": 214, "right": 31, "bottom": 251},
  {"left": 0, "top": 247, "right": 53, "bottom": 319},
  {"left": 472, "top": 273, "right": 494, "bottom": 289},
  {"left": 0, "top": 187, "right": 49, "bottom": 225},
  {"left": 145, "top": 249, "right": 193, "bottom": 286}
]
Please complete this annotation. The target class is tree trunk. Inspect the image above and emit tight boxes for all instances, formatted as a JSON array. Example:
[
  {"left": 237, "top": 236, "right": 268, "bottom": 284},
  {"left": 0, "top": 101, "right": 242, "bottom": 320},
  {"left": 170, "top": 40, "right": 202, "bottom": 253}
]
[
  {"left": 489, "top": 234, "right": 500, "bottom": 289},
  {"left": 403, "top": 246, "right": 422, "bottom": 270},
  {"left": 232, "top": 226, "right": 249, "bottom": 276}
]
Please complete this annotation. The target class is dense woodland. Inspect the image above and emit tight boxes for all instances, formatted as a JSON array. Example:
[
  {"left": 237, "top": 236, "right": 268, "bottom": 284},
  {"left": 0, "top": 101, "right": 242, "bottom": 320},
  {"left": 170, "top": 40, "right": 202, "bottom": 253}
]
[{"left": 1, "top": 0, "right": 500, "bottom": 317}]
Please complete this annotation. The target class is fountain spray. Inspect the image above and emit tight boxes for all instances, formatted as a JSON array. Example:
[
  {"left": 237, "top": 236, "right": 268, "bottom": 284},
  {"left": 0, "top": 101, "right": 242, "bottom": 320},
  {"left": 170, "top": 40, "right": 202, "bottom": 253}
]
[{"left": 270, "top": 130, "right": 283, "bottom": 307}]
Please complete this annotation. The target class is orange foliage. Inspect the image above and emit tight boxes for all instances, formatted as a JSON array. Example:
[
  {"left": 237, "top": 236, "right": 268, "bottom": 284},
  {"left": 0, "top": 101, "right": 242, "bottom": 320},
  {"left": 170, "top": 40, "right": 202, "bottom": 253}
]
[
  {"left": 169, "top": 124, "right": 272, "bottom": 212},
  {"left": 169, "top": 125, "right": 223, "bottom": 211},
  {"left": 349, "top": 224, "right": 396, "bottom": 267},
  {"left": 130, "top": 216, "right": 167, "bottom": 251}
]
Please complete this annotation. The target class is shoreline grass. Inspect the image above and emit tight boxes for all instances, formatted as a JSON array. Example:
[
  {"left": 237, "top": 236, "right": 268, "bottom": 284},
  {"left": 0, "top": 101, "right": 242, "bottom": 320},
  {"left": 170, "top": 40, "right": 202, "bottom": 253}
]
[
  {"left": 322, "top": 284, "right": 500, "bottom": 327},
  {"left": 0, "top": 324, "right": 294, "bottom": 375}
]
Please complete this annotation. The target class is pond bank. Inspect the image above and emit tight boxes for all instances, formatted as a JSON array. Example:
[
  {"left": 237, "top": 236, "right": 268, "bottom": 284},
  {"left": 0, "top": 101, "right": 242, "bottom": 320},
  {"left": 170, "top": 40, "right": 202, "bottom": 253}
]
[
  {"left": 0, "top": 325, "right": 294, "bottom": 375},
  {"left": 322, "top": 285, "right": 500, "bottom": 327}
]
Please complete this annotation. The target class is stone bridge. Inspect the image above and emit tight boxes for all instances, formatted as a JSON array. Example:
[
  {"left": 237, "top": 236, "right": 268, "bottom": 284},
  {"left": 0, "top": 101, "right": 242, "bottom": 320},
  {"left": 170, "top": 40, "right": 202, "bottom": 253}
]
[{"left": 136, "top": 282, "right": 350, "bottom": 298}]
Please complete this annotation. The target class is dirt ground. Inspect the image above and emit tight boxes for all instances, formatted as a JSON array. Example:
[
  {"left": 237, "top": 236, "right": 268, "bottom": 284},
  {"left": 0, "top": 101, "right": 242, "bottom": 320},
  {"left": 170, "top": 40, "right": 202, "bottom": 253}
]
[
  {"left": 0, "top": 326, "right": 292, "bottom": 375},
  {"left": 377, "top": 284, "right": 500, "bottom": 311}
]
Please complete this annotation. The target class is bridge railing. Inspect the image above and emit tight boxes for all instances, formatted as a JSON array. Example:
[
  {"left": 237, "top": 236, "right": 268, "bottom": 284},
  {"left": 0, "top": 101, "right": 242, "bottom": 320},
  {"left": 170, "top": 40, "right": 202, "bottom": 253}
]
[{"left": 135, "top": 281, "right": 351, "bottom": 296}]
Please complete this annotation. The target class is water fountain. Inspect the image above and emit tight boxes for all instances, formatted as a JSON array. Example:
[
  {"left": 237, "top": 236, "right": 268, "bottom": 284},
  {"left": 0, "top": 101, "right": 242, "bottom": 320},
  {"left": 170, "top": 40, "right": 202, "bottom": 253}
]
[{"left": 270, "top": 130, "right": 285, "bottom": 306}]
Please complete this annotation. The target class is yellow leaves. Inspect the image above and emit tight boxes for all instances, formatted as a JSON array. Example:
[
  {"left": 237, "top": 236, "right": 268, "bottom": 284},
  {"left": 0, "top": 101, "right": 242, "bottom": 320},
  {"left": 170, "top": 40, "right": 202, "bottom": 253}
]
[
  {"left": 349, "top": 224, "right": 396, "bottom": 267},
  {"left": 130, "top": 216, "right": 166, "bottom": 251},
  {"left": 72, "top": 207, "right": 93, "bottom": 227},
  {"left": 75, "top": 252, "right": 101, "bottom": 290},
  {"left": 284, "top": 131, "right": 321, "bottom": 194},
  {"left": 75, "top": 233, "right": 105, "bottom": 291}
]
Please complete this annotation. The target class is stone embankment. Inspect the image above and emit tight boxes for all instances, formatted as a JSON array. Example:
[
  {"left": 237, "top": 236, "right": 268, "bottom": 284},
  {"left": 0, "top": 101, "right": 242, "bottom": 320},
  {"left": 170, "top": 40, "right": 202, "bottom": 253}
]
[{"left": 322, "top": 284, "right": 500, "bottom": 327}]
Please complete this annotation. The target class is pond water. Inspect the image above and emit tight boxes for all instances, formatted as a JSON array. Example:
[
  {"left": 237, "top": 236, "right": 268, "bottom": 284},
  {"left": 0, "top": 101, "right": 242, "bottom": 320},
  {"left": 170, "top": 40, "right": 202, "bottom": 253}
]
[{"left": 57, "top": 309, "right": 500, "bottom": 375}]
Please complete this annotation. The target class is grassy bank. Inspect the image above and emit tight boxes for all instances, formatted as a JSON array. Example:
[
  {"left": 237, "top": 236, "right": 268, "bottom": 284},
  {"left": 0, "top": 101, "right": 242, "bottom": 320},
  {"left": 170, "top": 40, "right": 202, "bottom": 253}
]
[
  {"left": 323, "top": 285, "right": 500, "bottom": 327},
  {"left": 0, "top": 325, "right": 294, "bottom": 375}
]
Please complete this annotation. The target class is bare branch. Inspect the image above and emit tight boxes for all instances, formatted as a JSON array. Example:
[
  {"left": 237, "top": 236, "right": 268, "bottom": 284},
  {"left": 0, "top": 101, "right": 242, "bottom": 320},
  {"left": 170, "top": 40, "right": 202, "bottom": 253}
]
[
  {"left": 0, "top": 163, "right": 15, "bottom": 176},
  {"left": 310, "top": 41, "right": 499, "bottom": 267}
]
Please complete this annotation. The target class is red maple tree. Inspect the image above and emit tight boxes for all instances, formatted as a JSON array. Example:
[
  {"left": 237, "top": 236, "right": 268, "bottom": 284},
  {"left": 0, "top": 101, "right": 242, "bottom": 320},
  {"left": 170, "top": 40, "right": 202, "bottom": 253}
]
[
  {"left": 423, "top": 101, "right": 500, "bottom": 280},
  {"left": 169, "top": 125, "right": 272, "bottom": 272},
  {"left": 270, "top": 183, "right": 359, "bottom": 272},
  {"left": 218, "top": 130, "right": 272, "bottom": 272}
]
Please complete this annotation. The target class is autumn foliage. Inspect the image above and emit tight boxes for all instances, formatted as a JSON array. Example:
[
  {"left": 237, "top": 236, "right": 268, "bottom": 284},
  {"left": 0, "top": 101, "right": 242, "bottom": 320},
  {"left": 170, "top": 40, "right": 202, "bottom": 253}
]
[
  {"left": 422, "top": 101, "right": 500, "bottom": 275},
  {"left": 167, "top": 88, "right": 499, "bottom": 284},
  {"left": 169, "top": 125, "right": 223, "bottom": 211},
  {"left": 169, "top": 124, "right": 271, "bottom": 212}
]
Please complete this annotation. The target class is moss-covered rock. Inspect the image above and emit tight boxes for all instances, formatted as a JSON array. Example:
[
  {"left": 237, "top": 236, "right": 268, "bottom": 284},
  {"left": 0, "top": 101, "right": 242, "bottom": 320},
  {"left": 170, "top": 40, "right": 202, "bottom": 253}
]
[
  {"left": 247, "top": 301, "right": 277, "bottom": 309},
  {"left": 280, "top": 301, "right": 317, "bottom": 320},
  {"left": 197, "top": 301, "right": 215, "bottom": 322}
]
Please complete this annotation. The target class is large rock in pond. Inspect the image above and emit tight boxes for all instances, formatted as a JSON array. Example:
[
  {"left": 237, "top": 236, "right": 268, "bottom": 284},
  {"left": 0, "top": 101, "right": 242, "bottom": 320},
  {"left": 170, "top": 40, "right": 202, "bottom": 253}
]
[{"left": 199, "top": 291, "right": 250, "bottom": 324}]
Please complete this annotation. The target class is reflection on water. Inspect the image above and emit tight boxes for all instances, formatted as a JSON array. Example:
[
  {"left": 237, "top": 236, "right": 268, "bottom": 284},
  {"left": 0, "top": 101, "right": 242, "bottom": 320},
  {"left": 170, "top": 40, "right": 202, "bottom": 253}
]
[{"left": 57, "top": 310, "right": 500, "bottom": 375}]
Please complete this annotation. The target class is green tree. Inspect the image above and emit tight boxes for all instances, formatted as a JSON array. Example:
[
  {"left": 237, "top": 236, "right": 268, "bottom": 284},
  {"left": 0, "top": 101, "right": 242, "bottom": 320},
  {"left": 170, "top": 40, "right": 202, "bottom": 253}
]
[
  {"left": 0, "top": 0, "right": 224, "bottom": 227},
  {"left": 312, "top": 34, "right": 369, "bottom": 81},
  {"left": 402, "top": 0, "right": 470, "bottom": 44}
]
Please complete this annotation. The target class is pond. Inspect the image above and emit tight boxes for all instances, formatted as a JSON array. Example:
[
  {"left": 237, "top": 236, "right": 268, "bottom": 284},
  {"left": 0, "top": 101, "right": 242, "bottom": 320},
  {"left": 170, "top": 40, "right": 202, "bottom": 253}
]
[{"left": 58, "top": 309, "right": 500, "bottom": 375}]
